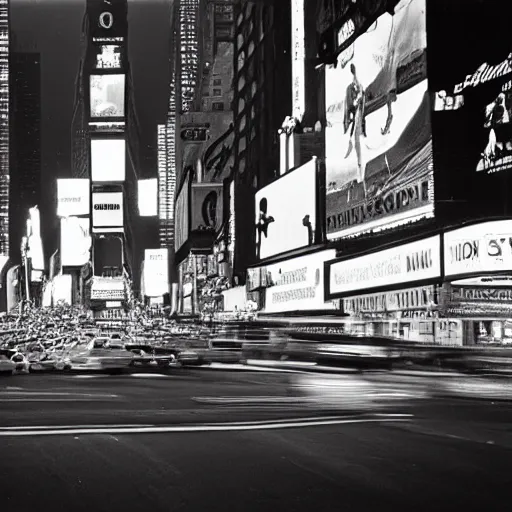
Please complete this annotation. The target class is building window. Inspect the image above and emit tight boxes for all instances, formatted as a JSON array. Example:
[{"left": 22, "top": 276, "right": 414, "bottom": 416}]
[
  {"left": 213, "top": 88, "right": 222, "bottom": 97},
  {"left": 213, "top": 78, "right": 222, "bottom": 86},
  {"left": 212, "top": 102, "right": 224, "bottom": 111}
]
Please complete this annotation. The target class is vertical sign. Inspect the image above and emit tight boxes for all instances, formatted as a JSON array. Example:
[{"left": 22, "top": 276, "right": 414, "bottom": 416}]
[{"left": 291, "top": 0, "right": 305, "bottom": 121}]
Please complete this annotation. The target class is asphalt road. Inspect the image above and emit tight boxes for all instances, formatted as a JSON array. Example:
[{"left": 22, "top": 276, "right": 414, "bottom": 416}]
[{"left": 1, "top": 369, "right": 512, "bottom": 512}]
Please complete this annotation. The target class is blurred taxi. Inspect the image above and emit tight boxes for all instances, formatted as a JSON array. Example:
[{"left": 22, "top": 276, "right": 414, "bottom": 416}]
[{"left": 67, "top": 337, "right": 134, "bottom": 373}]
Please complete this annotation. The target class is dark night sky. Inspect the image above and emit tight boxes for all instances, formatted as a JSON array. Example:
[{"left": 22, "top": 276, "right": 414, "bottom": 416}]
[{"left": 11, "top": 0, "right": 172, "bottom": 182}]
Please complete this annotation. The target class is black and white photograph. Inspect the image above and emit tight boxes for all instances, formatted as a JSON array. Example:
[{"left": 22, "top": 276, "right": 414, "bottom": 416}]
[{"left": 1, "top": 1, "right": 512, "bottom": 511}]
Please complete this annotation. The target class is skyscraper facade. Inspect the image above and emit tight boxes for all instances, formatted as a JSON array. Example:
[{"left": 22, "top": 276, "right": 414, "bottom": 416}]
[
  {"left": 9, "top": 53, "right": 41, "bottom": 267},
  {"left": 0, "top": 0, "right": 9, "bottom": 273}
]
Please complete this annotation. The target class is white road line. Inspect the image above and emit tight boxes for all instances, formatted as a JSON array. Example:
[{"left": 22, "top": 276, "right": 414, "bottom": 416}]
[
  {"left": 0, "top": 417, "right": 412, "bottom": 437},
  {"left": 130, "top": 374, "right": 170, "bottom": 378},
  {"left": 0, "top": 398, "right": 120, "bottom": 402},
  {"left": 0, "top": 392, "right": 119, "bottom": 397},
  {"left": 0, "top": 424, "right": 156, "bottom": 430}
]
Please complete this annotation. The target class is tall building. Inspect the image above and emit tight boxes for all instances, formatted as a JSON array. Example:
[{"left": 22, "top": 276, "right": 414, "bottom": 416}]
[
  {"left": 9, "top": 53, "right": 41, "bottom": 267},
  {"left": 69, "top": 0, "right": 142, "bottom": 317},
  {"left": 0, "top": 0, "right": 9, "bottom": 276}
]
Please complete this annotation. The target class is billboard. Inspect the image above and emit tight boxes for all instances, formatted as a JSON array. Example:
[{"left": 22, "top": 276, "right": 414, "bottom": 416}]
[
  {"left": 325, "top": 0, "right": 433, "bottom": 239},
  {"left": 60, "top": 217, "right": 91, "bottom": 267},
  {"left": 144, "top": 249, "right": 169, "bottom": 297},
  {"left": 57, "top": 179, "right": 90, "bottom": 217},
  {"left": 87, "top": 0, "right": 128, "bottom": 40},
  {"left": 430, "top": 2, "right": 512, "bottom": 178},
  {"left": 255, "top": 159, "right": 316, "bottom": 260},
  {"left": 138, "top": 179, "right": 158, "bottom": 216},
  {"left": 28, "top": 207, "right": 44, "bottom": 272},
  {"left": 191, "top": 184, "right": 223, "bottom": 232},
  {"left": 327, "top": 235, "right": 441, "bottom": 298},
  {"left": 52, "top": 274, "right": 72, "bottom": 306},
  {"left": 444, "top": 220, "right": 512, "bottom": 278},
  {"left": 93, "top": 235, "right": 123, "bottom": 277},
  {"left": 94, "top": 44, "right": 122, "bottom": 70},
  {"left": 92, "top": 192, "right": 123, "bottom": 227},
  {"left": 90, "top": 74, "right": 125, "bottom": 118},
  {"left": 175, "top": 174, "right": 190, "bottom": 252},
  {"left": 292, "top": 0, "right": 305, "bottom": 121},
  {"left": 91, "top": 139, "right": 126, "bottom": 182},
  {"left": 263, "top": 250, "right": 337, "bottom": 313}
]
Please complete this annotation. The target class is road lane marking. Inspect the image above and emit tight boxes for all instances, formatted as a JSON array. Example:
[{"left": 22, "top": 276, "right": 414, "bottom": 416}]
[
  {"left": 0, "top": 398, "right": 120, "bottom": 402},
  {"left": 0, "top": 424, "right": 156, "bottom": 430},
  {"left": 0, "top": 417, "right": 412, "bottom": 437},
  {"left": 0, "top": 392, "right": 119, "bottom": 397}
]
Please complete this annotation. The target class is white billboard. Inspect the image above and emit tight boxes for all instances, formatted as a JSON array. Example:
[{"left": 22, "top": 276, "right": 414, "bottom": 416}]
[
  {"left": 138, "top": 179, "right": 158, "bottom": 216},
  {"left": 144, "top": 249, "right": 169, "bottom": 297},
  {"left": 61, "top": 217, "right": 91, "bottom": 267},
  {"left": 444, "top": 220, "right": 512, "bottom": 278},
  {"left": 328, "top": 235, "right": 441, "bottom": 297},
  {"left": 90, "top": 74, "right": 125, "bottom": 118},
  {"left": 263, "top": 250, "right": 337, "bottom": 313},
  {"left": 255, "top": 158, "right": 316, "bottom": 260},
  {"left": 28, "top": 207, "right": 44, "bottom": 272},
  {"left": 92, "top": 192, "right": 124, "bottom": 227},
  {"left": 91, "top": 139, "right": 126, "bottom": 182},
  {"left": 57, "top": 179, "right": 90, "bottom": 217},
  {"left": 52, "top": 274, "right": 72, "bottom": 306}
]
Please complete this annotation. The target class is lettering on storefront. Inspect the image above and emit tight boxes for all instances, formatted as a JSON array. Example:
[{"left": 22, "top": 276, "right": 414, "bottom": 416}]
[
  {"left": 406, "top": 249, "right": 433, "bottom": 273},
  {"left": 451, "top": 287, "right": 512, "bottom": 303},
  {"left": 449, "top": 240, "right": 479, "bottom": 263},
  {"left": 94, "top": 204, "right": 120, "bottom": 211},
  {"left": 276, "top": 267, "right": 308, "bottom": 286}
]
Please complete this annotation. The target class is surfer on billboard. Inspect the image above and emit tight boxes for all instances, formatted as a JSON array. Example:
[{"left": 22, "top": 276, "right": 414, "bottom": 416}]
[{"left": 255, "top": 198, "right": 275, "bottom": 260}]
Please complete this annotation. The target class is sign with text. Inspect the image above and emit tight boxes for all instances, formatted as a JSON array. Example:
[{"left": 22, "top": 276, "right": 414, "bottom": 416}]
[
  {"left": 92, "top": 192, "right": 123, "bottom": 227},
  {"left": 262, "top": 250, "right": 336, "bottom": 313},
  {"left": 57, "top": 179, "right": 90, "bottom": 217},
  {"left": 87, "top": 0, "right": 128, "bottom": 40},
  {"left": 328, "top": 235, "right": 441, "bottom": 297},
  {"left": 191, "top": 183, "right": 224, "bottom": 232},
  {"left": 291, "top": 0, "right": 305, "bottom": 121},
  {"left": 444, "top": 220, "right": 512, "bottom": 277},
  {"left": 144, "top": 249, "right": 169, "bottom": 298},
  {"left": 325, "top": 0, "right": 433, "bottom": 239}
]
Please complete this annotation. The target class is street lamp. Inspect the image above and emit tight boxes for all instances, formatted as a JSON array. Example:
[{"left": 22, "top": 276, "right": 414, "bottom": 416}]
[{"left": 21, "top": 236, "right": 30, "bottom": 303}]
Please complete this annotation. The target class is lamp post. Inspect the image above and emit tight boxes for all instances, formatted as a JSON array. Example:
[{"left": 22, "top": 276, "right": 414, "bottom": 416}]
[{"left": 21, "top": 236, "right": 30, "bottom": 303}]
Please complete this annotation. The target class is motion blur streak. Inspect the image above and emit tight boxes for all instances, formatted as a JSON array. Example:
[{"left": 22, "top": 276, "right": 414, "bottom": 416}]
[{"left": 0, "top": 417, "right": 413, "bottom": 437}]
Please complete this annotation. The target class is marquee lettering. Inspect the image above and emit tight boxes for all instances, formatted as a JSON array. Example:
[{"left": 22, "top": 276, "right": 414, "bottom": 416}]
[
  {"left": 450, "top": 240, "right": 479, "bottom": 263},
  {"left": 99, "top": 12, "right": 114, "bottom": 30}
]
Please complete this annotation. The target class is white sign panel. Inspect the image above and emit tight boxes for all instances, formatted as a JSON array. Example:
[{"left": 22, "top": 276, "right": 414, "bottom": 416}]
[
  {"left": 444, "top": 220, "right": 512, "bottom": 277},
  {"left": 61, "top": 217, "right": 91, "bottom": 267},
  {"left": 175, "top": 175, "right": 190, "bottom": 252},
  {"left": 263, "top": 250, "right": 336, "bottom": 313},
  {"left": 57, "top": 179, "right": 90, "bottom": 217},
  {"left": 53, "top": 274, "right": 73, "bottom": 306},
  {"left": 138, "top": 179, "right": 158, "bottom": 216},
  {"left": 329, "top": 235, "right": 441, "bottom": 296},
  {"left": 144, "top": 249, "right": 169, "bottom": 298},
  {"left": 92, "top": 192, "right": 123, "bottom": 227},
  {"left": 91, "top": 139, "right": 126, "bottom": 182},
  {"left": 291, "top": 0, "right": 305, "bottom": 121},
  {"left": 255, "top": 158, "right": 316, "bottom": 260}
]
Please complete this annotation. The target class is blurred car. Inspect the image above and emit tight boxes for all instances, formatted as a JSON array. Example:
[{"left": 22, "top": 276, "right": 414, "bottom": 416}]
[
  {"left": 129, "top": 347, "right": 177, "bottom": 368},
  {"left": 0, "top": 352, "right": 15, "bottom": 376},
  {"left": 27, "top": 351, "right": 72, "bottom": 372},
  {"left": 9, "top": 351, "right": 30, "bottom": 374},
  {"left": 67, "top": 337, "right": 134, "bottom": 373}
]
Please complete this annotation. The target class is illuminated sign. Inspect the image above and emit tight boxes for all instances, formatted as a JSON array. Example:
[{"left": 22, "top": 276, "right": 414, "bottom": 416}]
[
  {"left": 144, "top": 249, "right": 169, "bottom": 298},
  {"left": 328, "top": 235, "right": 441, "bottom": 298},
  {"left": 325, "top": 0, "right": 433, "bottom": 239},
  {"left": 255, "top": 158, "right": 316, "bottom": 260},
  {"left": 228, "top": 179, "right": 235, "bottom": 258},
  {"left": 92, "top": 192, "right": 123, "bottom": 227},
  {"left": 181, "top": 127, "right": 209, "bottom": 142},
  {"left": 61, "top": 217, "right": 91, "bottom": 267},
  {"left": 89, "top": 0, "right": 127, "bottom": 40},
  {"left": 95, "top": 45, "right": 122, "bottom": 69},
  {"left": 262, "top": 250, "right": 337, "bottom": 313},
  {"left": 343, "top": 285, "right": 437, "bottom": 316},
  {"left": 444, "top": 220, "right": 512, "bottom": 277},
  {"left": 138, "top": 179, "right": 158, "bottom": 216},
  {"left": 291, "top": 0, "right": 305, "bottom": 121},
  {"left": 57, "top": 179, "right": 90, "bottom": 217},
  {"left": 430, "top": 1, "right": 512, "bottom": 177},
  {"left": 90, "top": 74, "right": 125, "bottom": 118},
  {"left": 91, "top": 139, "right": 125, "bottom": 182}
]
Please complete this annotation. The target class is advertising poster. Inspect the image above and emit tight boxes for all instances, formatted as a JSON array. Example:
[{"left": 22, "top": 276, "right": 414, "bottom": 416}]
[
  {"left": 325, "top": 0, "right": 432, "bottom": 239},
  {"left": 191, "top": 184, "right": 224, "bottom": 233},
  {"left": 255, "top": 159, "right": 316, "bottom": 260},
  {"left": 52, "top": 274, "right": 72, "bottom": 306},
  {"left": 60, "top": 217, "right": 91, "bottom": 267},
  {"left": 92, "top": 192, "right": 124, "bottom": 227},
  {"left": 144, "top": 249, "right": 169, "bottom": 298},
  {"left": 174, "top": 174, "right": 190, "bottom": 252},
  {"left": 57, "top": 179, "right": 90, "bottom": 217},
  {"left": 138, "top": 179, "right": 158, "bottom": 216},
  {"left": 91, "top": 139, "right": 126, "bottom": 182},
  {"left": 430, "top": 2, "right": 512, "bottom": 178},
  {"left": 94, "top": 45, "right": 122, "bottom": 70},
  {"left": 263, "top": 250, "right": 337, "bottom": 313},
  {"left": 87, "top": 0, "right": 128, "bottom": 40},
  {"left": 90, "top": 74, "right": 125, "bottom": 118},
  {"left": 93, "top": 235, "right": 123, "bottom": 277}
]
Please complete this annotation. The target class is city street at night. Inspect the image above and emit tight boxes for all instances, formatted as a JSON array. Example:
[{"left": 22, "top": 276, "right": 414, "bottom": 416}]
[{"left": 1, "top": 368, "right": 512, "bottom": 512}]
